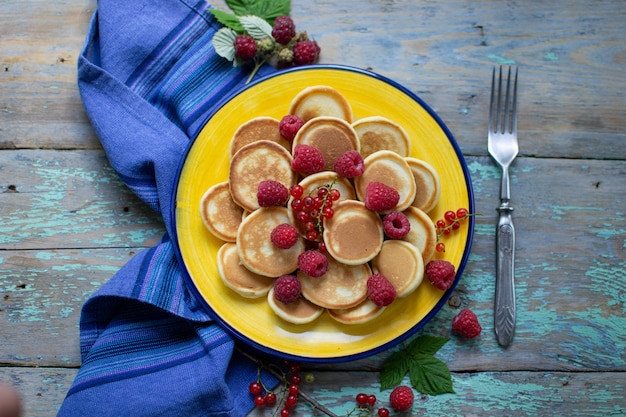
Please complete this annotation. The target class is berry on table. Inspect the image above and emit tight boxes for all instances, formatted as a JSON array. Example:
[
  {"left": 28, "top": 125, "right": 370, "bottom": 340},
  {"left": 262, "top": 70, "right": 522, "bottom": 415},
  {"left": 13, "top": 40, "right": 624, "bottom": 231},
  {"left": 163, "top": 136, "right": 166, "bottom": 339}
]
[
  {"left": 452, "top": 308, "right": 482, "bottom": 338},
  {"left": 334, "top": 150, "right": 365, "bottom": 178},
  {"left": 253, "top": 395, "right": 266, "bottom": 407},
  {"left": 279, "top": 115, "right": 305, "bottom": 141},
  {"left": 382, "top": 211, "right": 411, "bottom": 239},
  {"left": 356, "top": 393, "right": 369, "bottom": 405},
  {"left": 425, "top": 259, "right": 456, "bottom": 291},
  {"left": 293, "top": 39, "right": 320, "bottom": 65},
  {"left": 364, "top": 182, "right": 400, "bottom": 212},
  {"left": 257, "top": 180, "right": 289, "bottom": 207},
  {"left": 264, "top": 392, "right": 277, "bottom": 405},
  {"left": 291, "top": 144, "right": 325, "bottom": 175},
  {"left": 234, "top": 34, "right": 257, "bottom": 61},
  {"left": 271, "top": 223, "right": 299, "bottom": 249},
  {"left": 377, "top": 408, "right": 390, "bottom": 417},
  {"left": 389, "top": 385, "right": 414, "bottom": 412},
  {"left": 272, "top": 16, "right": 297, "bottom": 45},
  {"left": 367, "top": 273, "right": 396, "bottom": 307},
  {"left": 273, "top": 275, "right": 301, "bottom": 304},
  {"left": 297, "top": 250, "right": 328, "bottom": 278}
]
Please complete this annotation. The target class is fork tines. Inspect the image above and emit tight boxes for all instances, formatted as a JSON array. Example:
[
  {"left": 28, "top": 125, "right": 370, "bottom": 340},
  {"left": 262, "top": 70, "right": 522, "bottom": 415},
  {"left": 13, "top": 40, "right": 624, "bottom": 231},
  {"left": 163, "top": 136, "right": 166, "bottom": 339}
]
[{"left": 490, "top": 66, "right": 518, "bottom": 135}]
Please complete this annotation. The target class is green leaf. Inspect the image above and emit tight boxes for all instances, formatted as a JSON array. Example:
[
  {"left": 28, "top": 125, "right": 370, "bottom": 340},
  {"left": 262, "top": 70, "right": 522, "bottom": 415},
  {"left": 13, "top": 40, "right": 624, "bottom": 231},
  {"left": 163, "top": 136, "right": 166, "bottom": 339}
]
[
  {"left": 407, "top": 335, "right": 449, "bottom": 357},
  {"left": 254, "top": 0, "right": 291, "bottom": 24},
  {"left": 409, "top": 355, "right": 455, "bottom": 395},
  {"left": 210, "top": 9, "right": 244, "bottom": 32},
  {"left": 380, "top": 350, "right": 411, "bottom": 390},
  {"left": 224, "top": 0, "right": 257, "bottom": 16},
  {"left": 212, "top": 28, "right": 237, "bottom": 62},
  {"left": 238, "top": 15, "right": 273, "bottom": 40}
]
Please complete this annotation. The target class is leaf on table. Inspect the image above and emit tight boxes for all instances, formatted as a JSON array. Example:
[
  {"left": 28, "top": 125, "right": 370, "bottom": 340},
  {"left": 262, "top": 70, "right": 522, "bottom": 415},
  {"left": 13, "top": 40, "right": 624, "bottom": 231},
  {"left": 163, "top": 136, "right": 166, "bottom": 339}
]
[
  {"left": 409, "top": 355, "right": 455, "bottom": 395},
  {"left": 380, "top": 350, "right": 411, "bottom": 390},
  {"left": 210, "top": 9, "right": 244, "bottom": 33}
]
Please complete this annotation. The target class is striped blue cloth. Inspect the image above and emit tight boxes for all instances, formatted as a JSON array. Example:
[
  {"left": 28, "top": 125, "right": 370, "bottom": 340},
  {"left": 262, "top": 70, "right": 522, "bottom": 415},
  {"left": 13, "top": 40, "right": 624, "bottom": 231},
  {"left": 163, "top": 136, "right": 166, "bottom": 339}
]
[{"left": 58, "top": 1, "right": 278, "bottom": 415}]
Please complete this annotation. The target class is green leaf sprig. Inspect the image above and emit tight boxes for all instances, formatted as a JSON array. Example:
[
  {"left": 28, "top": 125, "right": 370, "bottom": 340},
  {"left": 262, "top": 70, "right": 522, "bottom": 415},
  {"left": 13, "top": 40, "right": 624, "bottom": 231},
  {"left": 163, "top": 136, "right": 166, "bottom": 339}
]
[{"left": 380, "top": 334, "right": 454, "bottom": 395}]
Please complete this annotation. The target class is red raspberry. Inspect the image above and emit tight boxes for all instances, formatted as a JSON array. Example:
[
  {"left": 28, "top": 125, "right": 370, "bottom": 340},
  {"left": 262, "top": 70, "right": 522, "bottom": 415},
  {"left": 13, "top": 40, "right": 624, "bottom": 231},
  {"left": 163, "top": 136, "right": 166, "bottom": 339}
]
[
  {"left": 425, "top": 260, "right": 456, "bottom": 291},
  {"left": 291, "top": 144, "right": 325, "bottom": 175},
  {"left": 234, "top": 34, "right": 257, "bottom": 61},
  {"left": 389, "top": 385, "right": 414, "bottom": 412},
  {"left": 297, "top": 250, "right": 328, "bottom": 278},
  {"left": 364, "top": 182, "right": 400, "bottom": 212},
  {"left": 452, "top": 308, "right": 482, "bottom": 338},
  {"left": 257, "top": 180, "right": 289, "bottom": 207},
  {"left": 333, "top": 150, "right": 365, "bottom": 178},
  {"left": 279, "top": 115, "right": 305, "bottom": 142},
  {"left": 382, "top": 211, "right": 411, "bottom": 239},
  {"left": 272, "top": 16, "right": 296, "bottom": 45},
  {"left": 270, "top": 223, "right": 299, "bottom": 249},
  {"left": 293, "top": 40, "right": 320, "bottom": 65},
  {"left": 366, "top": 273, "right": 396, "bottom": 307},
  {"left": 273, "top": 275, "right": 301, "bottom": 304}
]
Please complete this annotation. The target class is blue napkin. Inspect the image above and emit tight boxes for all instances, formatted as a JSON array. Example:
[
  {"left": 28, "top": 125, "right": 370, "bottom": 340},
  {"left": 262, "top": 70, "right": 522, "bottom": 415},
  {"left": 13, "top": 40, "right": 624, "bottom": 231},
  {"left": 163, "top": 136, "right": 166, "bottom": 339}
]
[{"left": 58, "top": 1, "right": 278, "bottom": 415}]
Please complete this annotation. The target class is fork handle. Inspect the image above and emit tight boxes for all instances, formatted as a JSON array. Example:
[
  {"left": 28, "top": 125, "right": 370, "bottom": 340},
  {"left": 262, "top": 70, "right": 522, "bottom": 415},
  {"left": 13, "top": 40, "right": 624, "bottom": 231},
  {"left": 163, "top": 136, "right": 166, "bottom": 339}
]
[{"left": 494, "top": 203, "right": 516, "bottom": 347}]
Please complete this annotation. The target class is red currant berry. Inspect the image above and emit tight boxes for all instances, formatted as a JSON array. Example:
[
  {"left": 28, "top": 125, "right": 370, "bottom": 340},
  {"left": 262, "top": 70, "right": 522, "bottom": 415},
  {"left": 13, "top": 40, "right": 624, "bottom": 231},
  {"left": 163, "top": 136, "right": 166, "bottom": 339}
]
[
  {"left": 452, "top": 221, "right": 461, "bottom": 230},
  {"left": 289, "top": 363, "right": 301, "bottom": 374},
  {"left": 290, "top": 375, "right": 302, "bottom": 385},
  {"left": 456, "top": 207, "right": 469, "bottom": 219},
  {"left": 297, "top": 211, "right": 310, "bottom": 223},
  {"left": 264, "top": 392, "right": 277, "bottom": 405},
  {"left": 436, "top": 242, "right": 446, "bottom": 253},
  {"left": 356, "top": 393, "right": 369, "bottom": 405},
  {"left": 291, "top": 198, "right": 304, "bottom": 211},
  {"left": 318, "top": 241, "right": 327, "bottom": 252},
  {"left": 313, "top": 197, "right": 323, "bottom": 209},
  {"left": 443, "top": 228, "right": 451, "bottom": 235},
  {"left": 254, "top": 395, "right": 265, "bottom": 407},
  {"left": 322, "top": 206, "right": 334, "bottom": 219},
  {"left": 317, "top": 187, "right": 328, "bottom": 198},
  {"left": 280, "top": 410, "right": 290, "bottom": 417},
  {"left": 444, "top": 210, "right": 456, "bottom": 223},
  {"left": 285, "top": 394, "right": 298, "bottom": 409},
  {"left": 378, "top": 407, "right": 390, "bottom": 417},
  {"left": 249, "top": 381, "right": 262, "bottom": 395},
  {"left": 305, "top": 230, "right": 319, "bottom": 241},
  {"left": 436, "top": 219, "right": 446, "bottom": 229},
  {"left": 290, "top": 185, "right": 304, "bottom": 199},
  {"left": 329, "top": 189, "right": 340, "bottom": 201},
  {"left": 367, "top": 394, "right": 377, "bottom": 406},
  {"left": 303, "top": 196, "right": 314, "bottom": 208},
  {"left": 288, "top": 384, "right": 299, "bottom": 395},
  {"left": 309, "top": 209, "right": 319, "bottom": 219}
]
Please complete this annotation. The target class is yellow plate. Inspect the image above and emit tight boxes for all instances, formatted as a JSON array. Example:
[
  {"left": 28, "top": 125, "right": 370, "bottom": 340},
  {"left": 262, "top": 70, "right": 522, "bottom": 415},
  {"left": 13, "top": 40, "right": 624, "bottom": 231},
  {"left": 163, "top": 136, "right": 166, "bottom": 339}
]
[{"left": 173, "top": 65, "right": 474, "bottom": 363}]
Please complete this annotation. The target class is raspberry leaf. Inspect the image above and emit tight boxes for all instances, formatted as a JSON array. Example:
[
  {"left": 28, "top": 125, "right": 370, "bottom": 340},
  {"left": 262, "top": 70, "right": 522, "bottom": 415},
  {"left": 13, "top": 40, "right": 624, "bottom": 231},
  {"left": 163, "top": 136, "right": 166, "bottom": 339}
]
[
  {"left": 238, "top": 15, "right": 273, "bottom": 40},
  {"left": 224, "top": 0, "right": 257, "bottom": 16},
  {"left": 380, "top": 350, "right": 411, "bottom": 390},
  {"left": 210, "top": 10, "right": 244, "bottom": 33},
  {"left": 253, "top": 0, "right": 291, "bottom": 24},
  {"left": 406, "top": 334, "right": 449, "bottom": 356},
  {"left": 212, "top": 28, "right": 237, "bottom": 62},
  {"left": 408, "top": 355, "right": 455, "bottom": 395}
]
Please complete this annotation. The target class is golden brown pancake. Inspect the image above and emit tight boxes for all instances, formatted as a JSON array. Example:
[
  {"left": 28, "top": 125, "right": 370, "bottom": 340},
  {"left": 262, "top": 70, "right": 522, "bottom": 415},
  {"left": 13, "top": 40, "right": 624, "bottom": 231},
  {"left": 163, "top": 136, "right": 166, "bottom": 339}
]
[
  {"left": 217, "top": 243, "right": 274, "bottom": 298},
  {"left": 405, "top": 157, "right": 441, "bottom": 213},
  {"left": 328, "top": 299, "right": 384, "bottom": 325},
  {"left": 371, "top": 240, "right": 424, "bottom": 298},
  {"left": 237, "top": 207, "right": 305, "bottom": 277},
  {"left": 267, "top": 287, "right": 325, "bottom": 324},
  {"left": 354, "top": 150, "right": 416, "bottom": 213},
  {"left": 288, "top": 85, "right": 353, "bottom": 123},
  {"left": 352, "top": 116, "right": 411, "bottom": 158},
  {"left": 292, "top": 117, "right": 360, "bottom": 172},
  {"left": 229, "top": 140, "right": 295, "bottom": 212},
  {"left": 299, "top": 256, "right": 371, "bottom": 310},
  {"left": 401, "top": 206, "right": 437, "bottom": 263},
  {"left": 229, "top": 116, "right": 291, "bottom": 158},
  {"left": 322, "top": 200, "right": 383, "bottom": 265},
  {"left": 200, "top": 181, "right": 244, "bottom": 242}
]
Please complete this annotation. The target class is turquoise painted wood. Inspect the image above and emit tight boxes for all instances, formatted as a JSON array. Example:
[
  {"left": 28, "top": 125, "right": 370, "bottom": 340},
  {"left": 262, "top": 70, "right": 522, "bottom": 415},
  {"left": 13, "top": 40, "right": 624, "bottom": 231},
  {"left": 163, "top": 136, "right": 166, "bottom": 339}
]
[{"left": 0, "top": 0, "right": 624, "bottom": 416}]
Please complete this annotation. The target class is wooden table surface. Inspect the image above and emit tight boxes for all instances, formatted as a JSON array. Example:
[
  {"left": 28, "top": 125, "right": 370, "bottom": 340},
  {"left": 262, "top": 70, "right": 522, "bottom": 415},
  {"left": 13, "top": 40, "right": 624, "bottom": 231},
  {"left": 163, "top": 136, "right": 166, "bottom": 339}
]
[{"left": 1, "top": 0, "right": 625, "bottom": 416}]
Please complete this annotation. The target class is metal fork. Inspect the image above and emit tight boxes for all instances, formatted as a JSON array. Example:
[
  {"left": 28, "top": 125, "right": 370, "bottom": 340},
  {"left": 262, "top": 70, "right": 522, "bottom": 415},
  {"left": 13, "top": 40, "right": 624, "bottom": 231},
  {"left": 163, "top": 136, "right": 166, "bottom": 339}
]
[{"left": 488, "top": 66, "right": 518, "bottom": 347}]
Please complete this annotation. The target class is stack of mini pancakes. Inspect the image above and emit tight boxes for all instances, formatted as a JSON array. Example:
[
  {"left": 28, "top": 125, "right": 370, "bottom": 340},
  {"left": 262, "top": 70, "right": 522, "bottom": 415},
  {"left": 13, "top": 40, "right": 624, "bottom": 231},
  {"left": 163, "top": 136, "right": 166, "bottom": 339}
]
[{"left": 200, "top": 85, "right": 442, "bottom": 325}]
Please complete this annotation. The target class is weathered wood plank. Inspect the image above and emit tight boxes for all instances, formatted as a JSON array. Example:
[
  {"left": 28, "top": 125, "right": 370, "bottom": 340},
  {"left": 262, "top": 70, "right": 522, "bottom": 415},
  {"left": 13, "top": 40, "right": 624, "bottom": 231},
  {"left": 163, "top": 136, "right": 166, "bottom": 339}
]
[{"left": 0, "top": 150, "right": 166, "bottom": 250}]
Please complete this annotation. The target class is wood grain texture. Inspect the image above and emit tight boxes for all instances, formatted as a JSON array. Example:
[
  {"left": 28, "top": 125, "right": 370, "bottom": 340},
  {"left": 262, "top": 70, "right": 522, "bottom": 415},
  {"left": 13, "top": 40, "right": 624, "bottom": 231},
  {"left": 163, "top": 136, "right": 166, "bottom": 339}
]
[{"left": 1, "top": 0, "right": 625, "bottom": 416}]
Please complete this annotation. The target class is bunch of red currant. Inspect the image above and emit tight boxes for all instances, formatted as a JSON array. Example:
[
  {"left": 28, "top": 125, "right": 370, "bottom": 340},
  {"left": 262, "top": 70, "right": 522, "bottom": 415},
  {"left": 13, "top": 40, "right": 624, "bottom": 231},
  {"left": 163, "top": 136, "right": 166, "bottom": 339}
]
[
  {"left": 290, "top": 182, "right": 341, "bottom": 243},
  {"left": 352, "top": 392, "right": 390, "bottom": 417},
  {"left": 249, "top": 362, "right": 303, "bottom": 416},
  {"left": 434, "top": 207, "right": 471, "bottom": 253}
]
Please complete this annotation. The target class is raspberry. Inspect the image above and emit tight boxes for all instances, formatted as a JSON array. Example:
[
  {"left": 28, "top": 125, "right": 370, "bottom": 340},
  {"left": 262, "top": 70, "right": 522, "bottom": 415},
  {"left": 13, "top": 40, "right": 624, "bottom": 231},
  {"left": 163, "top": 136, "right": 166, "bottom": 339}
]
[
  {"left": 293, "top": 40, "right": 320, "bottom": 65},
  {"left": 272, "top": 16, "right": 296, "bottom": 45},
  {"left": 389, "top": 385, "right": 414, "bottom": 412},
  {"left": 257, "top": 180, "right": 289, "bottom": 207},
  {"left": 234, "top": 34, "right": 257, "bottom": 61},
  {"left": 291, "top": 144, "right": 325, "bottom": 175},
  {"left": 279, "top": 115, "right": 305, "bottom": 142},
  {"left": 452, "top": 308, "right": 482, "bottom": 338},
  {"left": 425, "top": 260, "right": 456, "bottom": 291},
  {"left": 333, "top": 150, "right": 365, "bottom": 178},
  {"left": 382, "top": 211, "right": 411, "bottom": 239},
  {"left": 271, "top": 223, "right": 299, "bottom": 249},
  {"left": 366, "top": 273, "right": 396, "bottom": 307},
  {"left": 364, "top": 182, "right": 400, "bottom": 212},
  {"left": 273, "top": 275, "right": 301, "bottom": 304},
  {"left": 297, "top": 250, "right": 328, "bottom": 278}
]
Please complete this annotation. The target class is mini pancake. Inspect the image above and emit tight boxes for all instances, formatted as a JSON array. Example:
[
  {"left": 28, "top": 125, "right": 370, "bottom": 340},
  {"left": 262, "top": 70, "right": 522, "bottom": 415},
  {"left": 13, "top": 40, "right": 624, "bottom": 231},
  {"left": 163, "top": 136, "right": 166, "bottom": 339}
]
[
  {"left": 229, "top": 140, "right": 295, "bottom": 212},
  {"left": 200, "top": 181, "right": 244, "bottom": 242},
  {"left": 371, "top": 240, "right": 424, "bottom": 298},
  {"left": 217, "top": 243, "right": 274, "bottom": 298},
  {"left": 287, "top": 171, "right": 356, "bottom": 235},
  {"left": 352, "top": 116, "right": 411, "bottom": 158},
  {"left": 299, "top": 256, "right": 371, "bottom": 310},
  {"left": 292, "top": 117, "right": 360, "bottom": 172},
  {"left": 401, "top": 206, "right": 437, "bottom": 263},
  {"left": 229, "top": 116, "right": 291, "bottom": 158},
  {"left": 237, "top": 207, "right": 305, "bottom": 277},
  {"left": 354, "top": 150, "right": 417, "bottom": 213},
  {"left": 322, "top": 200, "right": 383, "bottom": 265},
  {"left": 405, "top": 157, "right": 441, "bottom": 213},
  {"left": 288, "top": 85, "right": 353, "bottom": 123},
  {"left": 267, "top": 287, "right": 324, "bottom": 324},
  {"left": 328, "top": 299, "right": 384, "bottom": 325}
]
